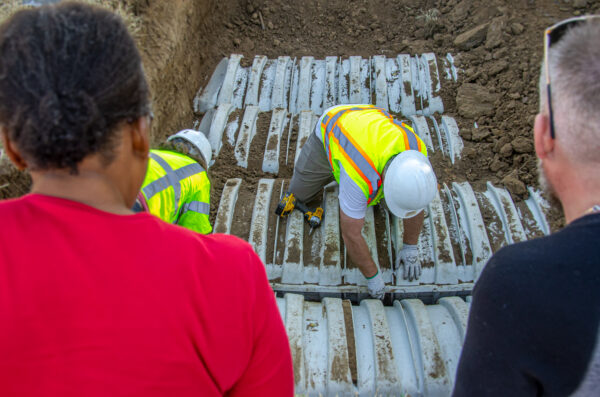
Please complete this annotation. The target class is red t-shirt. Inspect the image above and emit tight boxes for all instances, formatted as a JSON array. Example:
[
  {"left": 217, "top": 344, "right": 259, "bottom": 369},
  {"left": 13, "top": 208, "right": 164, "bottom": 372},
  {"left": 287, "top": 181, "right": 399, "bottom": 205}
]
[{"left": 0, "top": 194, "right": 293, "bottom": 396}]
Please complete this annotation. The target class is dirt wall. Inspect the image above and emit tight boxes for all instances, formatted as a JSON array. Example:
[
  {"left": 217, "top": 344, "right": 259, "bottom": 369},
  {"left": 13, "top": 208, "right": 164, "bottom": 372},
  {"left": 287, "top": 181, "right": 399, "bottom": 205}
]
[{"left": 131, "top": 0, "right": 217, "bottom": 144}]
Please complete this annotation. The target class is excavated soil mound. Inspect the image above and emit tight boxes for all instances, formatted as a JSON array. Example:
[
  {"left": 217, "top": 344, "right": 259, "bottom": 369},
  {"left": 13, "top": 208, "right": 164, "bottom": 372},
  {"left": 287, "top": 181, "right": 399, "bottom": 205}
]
[{"left": 3, "top": 0, "right": 594, "bottom": 230}]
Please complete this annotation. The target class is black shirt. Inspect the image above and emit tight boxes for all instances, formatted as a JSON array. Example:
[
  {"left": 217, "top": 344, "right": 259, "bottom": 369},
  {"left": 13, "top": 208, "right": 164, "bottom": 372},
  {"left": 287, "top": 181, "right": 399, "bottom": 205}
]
[{"left": 452, "top": 213, "right": 600, "bottom": 396}]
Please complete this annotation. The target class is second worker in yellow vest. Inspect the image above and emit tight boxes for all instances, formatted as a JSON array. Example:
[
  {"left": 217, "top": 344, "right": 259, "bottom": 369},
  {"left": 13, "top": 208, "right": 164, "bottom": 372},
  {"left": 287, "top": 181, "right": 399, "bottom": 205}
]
[
  {"left": 133, "top": 129, "right": 213, "bottom": 234},
  {"left": 288, "top": 104, "right": 438, "bottom": 299}
]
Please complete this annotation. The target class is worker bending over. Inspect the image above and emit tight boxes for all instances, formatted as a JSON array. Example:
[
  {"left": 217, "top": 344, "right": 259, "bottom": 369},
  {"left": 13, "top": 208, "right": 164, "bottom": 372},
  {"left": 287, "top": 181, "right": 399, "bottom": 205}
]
[
  {"left": 286, "top": 104, "right": 437, "bottom": 299},
  {"left": 134, "top": 129, "right": 212, "bottom": 234}
]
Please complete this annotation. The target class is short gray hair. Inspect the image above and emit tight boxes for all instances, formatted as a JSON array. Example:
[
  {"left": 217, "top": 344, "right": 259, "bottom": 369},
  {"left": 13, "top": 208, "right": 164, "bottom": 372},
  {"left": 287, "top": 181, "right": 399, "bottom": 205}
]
[{"left": 539, "top": 20, "right": 600, "bottom": 164}]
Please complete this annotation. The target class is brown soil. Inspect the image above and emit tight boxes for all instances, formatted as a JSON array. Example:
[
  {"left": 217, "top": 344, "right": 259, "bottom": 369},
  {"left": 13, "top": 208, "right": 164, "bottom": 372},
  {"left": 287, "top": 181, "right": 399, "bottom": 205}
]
[
  {"left": 266, "top": 179, "right": 287, "bottom": 265},
  {"left": 439, "top": 187, "right": 467, "bottom": 267},
  {"left": 279, "top": 114, "right": 298, "bottom": 178},
  {"left": 342, "top": 299, "right": 358, "bottom": 385},
  {"left": 373, "top": 205, "right": 392, "bottom": 270},
  {"left": 247, "top": 111, "right": 272, "bottom": 171},
  {"left": 3, "top": 0, "right": 592, "bottom": 232},
  {"left": 229, "top": 183, "right": 255, "bottom": 240},
  {"left": 208, "top": 140, "right": 265, "bottom": 225}
]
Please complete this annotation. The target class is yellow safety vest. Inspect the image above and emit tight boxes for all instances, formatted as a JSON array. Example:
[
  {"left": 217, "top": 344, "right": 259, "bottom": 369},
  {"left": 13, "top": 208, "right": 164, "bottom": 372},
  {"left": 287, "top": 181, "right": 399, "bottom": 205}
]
[
  {"left": 141, "top": 150, "right": 212, "bottom": 234},
  {"left": 320, "top": 105, "right": 428, "bottom": 206}
]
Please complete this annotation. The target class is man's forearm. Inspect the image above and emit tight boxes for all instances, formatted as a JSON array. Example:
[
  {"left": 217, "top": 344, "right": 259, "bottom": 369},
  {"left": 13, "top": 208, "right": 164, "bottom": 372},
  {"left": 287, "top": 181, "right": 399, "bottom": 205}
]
[
  {"left": 403, "top": 210, "right": 424, "bottom": 245},
  {"left": 342, "top": 231, "right": 378, "bottom": 278}
]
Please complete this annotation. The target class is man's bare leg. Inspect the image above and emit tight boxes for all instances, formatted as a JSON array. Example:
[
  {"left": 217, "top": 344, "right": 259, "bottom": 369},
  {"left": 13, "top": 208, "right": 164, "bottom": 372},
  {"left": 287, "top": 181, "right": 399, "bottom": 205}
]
[{"left": 288, "top": 131, "right": 333, "bottom": 203}]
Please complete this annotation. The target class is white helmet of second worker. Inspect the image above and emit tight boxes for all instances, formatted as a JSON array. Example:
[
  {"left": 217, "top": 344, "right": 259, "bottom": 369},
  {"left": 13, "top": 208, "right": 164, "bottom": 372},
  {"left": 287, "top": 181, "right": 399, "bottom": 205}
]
[
  {"left": 383, "top": 150, "right": 437, "bottom": 218},
  {"left": 167, "top": 129, "right": 212, "bottom": 168}
]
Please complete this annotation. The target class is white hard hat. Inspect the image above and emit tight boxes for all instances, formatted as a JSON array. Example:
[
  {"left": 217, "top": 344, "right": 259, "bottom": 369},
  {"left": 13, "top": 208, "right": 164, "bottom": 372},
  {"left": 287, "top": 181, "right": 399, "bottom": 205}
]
[
  {"left": 167, "top": 129, "right": 212, "bottom": 167},
  {"left": 383, "top": 150, "right": 437, "bottom": 218}
]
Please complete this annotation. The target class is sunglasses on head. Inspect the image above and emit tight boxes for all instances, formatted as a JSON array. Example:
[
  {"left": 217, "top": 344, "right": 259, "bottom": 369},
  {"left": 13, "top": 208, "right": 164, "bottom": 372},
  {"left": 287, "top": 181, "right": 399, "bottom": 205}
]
[{"left": 544, "top": 15, "right": 600, "bottom": 139}]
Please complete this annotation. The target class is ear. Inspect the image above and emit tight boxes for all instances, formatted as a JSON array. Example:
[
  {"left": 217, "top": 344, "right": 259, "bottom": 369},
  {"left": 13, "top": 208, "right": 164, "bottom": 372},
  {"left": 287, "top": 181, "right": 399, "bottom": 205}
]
[
  {"left": 1, "top": 127, "right": 28, "bottom": 170},
  {"left": 533, "top": 113, "right": 555, "bottom": 160},
  {"left": 129, "top": 116, "right": 150, "bottom": 159}
]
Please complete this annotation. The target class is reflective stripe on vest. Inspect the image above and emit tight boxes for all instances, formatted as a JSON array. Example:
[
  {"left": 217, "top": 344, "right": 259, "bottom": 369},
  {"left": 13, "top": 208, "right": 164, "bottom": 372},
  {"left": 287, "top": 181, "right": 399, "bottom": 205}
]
[
  {"left": 143, "top": 152, "right": 205, "bottom": 220},
  {"left": 142, "top": 162, "right": 205, "bottom": 199},
  {"left": 180, "top": 200, "right": 210, "bottom": 216},
  {"left": 322, "top": 106, "right": 382, "bottom": 203},
  {"left": 321, "top": 105, "right": 425, "bottom": 205},
  {"left": 393, "top": 119, "right": 420, "bottom": 151}
]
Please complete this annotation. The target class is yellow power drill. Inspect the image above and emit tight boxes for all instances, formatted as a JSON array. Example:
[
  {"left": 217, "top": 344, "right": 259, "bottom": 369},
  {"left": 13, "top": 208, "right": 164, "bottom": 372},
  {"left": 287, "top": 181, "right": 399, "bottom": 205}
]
[{"left": 275, "top": 192, "right": 324, "bottom": 231}]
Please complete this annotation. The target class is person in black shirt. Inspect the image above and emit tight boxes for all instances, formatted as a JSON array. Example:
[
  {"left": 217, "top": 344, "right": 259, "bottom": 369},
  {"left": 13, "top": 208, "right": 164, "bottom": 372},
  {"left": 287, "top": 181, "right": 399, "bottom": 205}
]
[{"left": 453, "top": 17, "right": 600, "bottom": 396}]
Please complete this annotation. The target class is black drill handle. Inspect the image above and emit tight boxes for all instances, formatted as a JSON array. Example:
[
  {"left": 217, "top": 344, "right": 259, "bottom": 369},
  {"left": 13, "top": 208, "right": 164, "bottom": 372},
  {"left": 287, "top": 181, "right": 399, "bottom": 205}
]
[{"left": 295, "top": 200, "right": 309, "bottom": 214}]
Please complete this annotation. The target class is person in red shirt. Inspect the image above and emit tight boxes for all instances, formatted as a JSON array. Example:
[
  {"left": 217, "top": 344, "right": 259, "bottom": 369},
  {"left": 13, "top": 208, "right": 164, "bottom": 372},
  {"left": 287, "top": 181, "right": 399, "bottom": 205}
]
[{"left": 0, "top": 3, "right": 293, "bottom": 396}]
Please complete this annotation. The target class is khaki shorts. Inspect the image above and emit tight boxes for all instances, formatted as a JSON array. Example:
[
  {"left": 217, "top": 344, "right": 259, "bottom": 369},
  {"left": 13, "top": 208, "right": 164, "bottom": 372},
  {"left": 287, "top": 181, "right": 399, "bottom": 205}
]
[{"left": 288, "top": 132, "right": 334, "bottom": 203}]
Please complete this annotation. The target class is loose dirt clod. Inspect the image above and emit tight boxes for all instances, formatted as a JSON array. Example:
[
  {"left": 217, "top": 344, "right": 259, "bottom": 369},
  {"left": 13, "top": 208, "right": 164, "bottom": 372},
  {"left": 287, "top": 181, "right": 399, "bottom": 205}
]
[{"left": 454, "top": 23, "right": 489, "bottom": 50}]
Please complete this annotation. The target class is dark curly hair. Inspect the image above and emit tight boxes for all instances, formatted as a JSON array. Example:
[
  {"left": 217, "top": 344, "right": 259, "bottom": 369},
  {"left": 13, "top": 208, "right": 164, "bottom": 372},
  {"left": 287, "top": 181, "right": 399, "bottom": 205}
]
[{"left": 0, "top": 2, "right": 150, "bottom": 173}]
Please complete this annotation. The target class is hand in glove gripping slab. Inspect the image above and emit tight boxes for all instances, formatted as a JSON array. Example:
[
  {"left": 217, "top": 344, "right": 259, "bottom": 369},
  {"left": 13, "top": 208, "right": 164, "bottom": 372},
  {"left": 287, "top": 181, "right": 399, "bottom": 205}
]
[{"left": 397, "top": 244, "right": 421, "bottom": 281}]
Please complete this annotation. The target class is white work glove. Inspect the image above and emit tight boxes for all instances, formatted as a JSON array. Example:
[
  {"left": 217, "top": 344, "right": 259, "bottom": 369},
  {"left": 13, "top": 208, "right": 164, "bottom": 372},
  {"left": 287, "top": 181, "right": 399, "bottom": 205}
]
[
  {"left": 366, "top": 271, "right": 385, "bottom": 300},
  {"left": 397, "top": 244, "right": 421, "bottom": 281}
]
